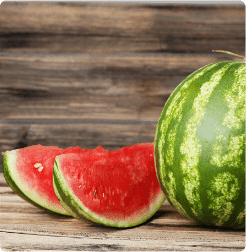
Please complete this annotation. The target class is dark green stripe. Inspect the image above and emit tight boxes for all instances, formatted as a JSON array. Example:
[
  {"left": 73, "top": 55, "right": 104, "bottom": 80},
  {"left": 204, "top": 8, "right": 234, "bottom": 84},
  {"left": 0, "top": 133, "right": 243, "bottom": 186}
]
[
  {"left": 53, "top": 158, "right": 96, "bottom": 223},
  {"left": 164, "top": 62, "right": 225, "bottom": 220},
  {"left": 2, "top": 152, "right": 44, "bottom": 210},
  {"left": 2, "top": 152, "right": 70, "bottom": 215},
  {"left": 176, "top": 62, "right": 236, "bottom": 221},
  {"left": 197, "top": 62, "right": 243, "bottom": 223}
]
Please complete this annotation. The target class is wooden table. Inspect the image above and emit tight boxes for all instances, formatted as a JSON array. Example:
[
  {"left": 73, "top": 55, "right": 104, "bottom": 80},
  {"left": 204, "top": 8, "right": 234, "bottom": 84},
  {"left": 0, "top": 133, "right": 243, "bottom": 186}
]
[{"left": 0, "top": 173, "right": 245, "bottom": 251}]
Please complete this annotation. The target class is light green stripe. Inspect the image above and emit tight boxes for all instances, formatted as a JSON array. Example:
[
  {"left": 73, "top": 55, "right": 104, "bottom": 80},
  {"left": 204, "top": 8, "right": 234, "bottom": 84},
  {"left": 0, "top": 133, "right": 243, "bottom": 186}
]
[
  {"left": 211, "top": 134, "right": 244, "bottom": 168},
  {"left": 53, "top": 158, "right": 97, "bottom": 223},
  {"left": 211, "top": 64, "right": 245, "bottom": 168},
  {"left": 222, "top": 64, "right": 245, "bottom": 130},
  {"left": 180, "top": 62, "right": 233, "bottom": 217},
  {"left": 166, "top": 124, "right": 178, "bottom": 166},
  {"left": 236, "top": 209, "right": 245, "bottom": 225},
  {"left": 199, "top": 62, "right": 245, "bottom": 227},
  {"left": 165, "top": 171, "right": 190, "bottom": 218},
  {"left": 207, "top": 172, "right": 240, "bottom": 226},
  {"left": 157, "top": 62, "right": 219, "bottom": 190}
]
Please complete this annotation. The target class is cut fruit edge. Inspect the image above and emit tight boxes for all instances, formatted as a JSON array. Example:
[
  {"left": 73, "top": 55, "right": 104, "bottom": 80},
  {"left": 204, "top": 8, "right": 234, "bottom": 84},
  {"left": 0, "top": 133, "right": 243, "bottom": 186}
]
[
  {"left": 2, "top": 150, "right": 69, "bottom": 215},
  {"left": 53, "top": 156, "right": 166, "bottom": 228}
]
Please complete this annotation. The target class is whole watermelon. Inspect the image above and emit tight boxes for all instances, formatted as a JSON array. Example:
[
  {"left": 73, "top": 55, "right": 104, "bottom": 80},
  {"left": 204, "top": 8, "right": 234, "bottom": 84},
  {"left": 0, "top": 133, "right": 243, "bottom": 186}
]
[{"left": 154, "top": 60, "right": 245, "bottom": 229}]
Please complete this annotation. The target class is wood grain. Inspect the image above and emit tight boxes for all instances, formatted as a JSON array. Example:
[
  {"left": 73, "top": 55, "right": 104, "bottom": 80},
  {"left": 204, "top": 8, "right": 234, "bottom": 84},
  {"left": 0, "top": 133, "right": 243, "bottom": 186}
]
[
  {"left": 0, "top": 54, "right": 238, "bottom": 121},
  {"left": 0, "top": 53, "right": 240, "bottom": 172},
  {"left": 0, "top": 2, "right": 244, "bottom": 54},
  {"left": 0, "top": 122, "right": 157, "bottom": 172},
  {"left": 0, "top": 2, "right": 245, "bottom": 251},
  {"left": 0, "top": 175, "right": 245, "bottom": 251}
]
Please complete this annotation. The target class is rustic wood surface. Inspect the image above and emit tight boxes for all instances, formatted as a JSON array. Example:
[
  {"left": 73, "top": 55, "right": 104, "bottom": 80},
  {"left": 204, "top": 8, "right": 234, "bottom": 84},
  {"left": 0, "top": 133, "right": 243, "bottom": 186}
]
[
  {"left": 0, "top": 54, "right": 222, "bottom": 121},
  {"left": 0, "top": 2, "right": 245, "bottom": 251},
  {"left": 0, "top": 53, "right": 241, "bottom": 169},
  {"left": 0, "top": 2, "right": 244, "bottom": 54},
  {"left": 0, "top": 174, "right": 245, "bottom": 251},
  {"left": 0, "top": 2, "right": 245, "bottom": 168}
]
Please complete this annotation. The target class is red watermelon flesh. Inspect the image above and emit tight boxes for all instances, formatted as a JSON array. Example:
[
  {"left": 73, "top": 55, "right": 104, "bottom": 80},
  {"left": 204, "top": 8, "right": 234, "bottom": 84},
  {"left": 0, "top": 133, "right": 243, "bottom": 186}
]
[
  {"left": 2, "top": 144, "right": 89, "bottom": 215},
  {"left": 53, "top": 143, "right": 166, "bottom": 227}
]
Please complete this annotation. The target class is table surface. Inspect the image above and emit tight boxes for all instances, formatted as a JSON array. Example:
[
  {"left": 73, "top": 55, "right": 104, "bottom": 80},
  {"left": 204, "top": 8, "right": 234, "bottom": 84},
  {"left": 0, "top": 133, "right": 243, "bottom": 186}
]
[{"left": 0, "top": 173, "right": 245, "bottom": 251}]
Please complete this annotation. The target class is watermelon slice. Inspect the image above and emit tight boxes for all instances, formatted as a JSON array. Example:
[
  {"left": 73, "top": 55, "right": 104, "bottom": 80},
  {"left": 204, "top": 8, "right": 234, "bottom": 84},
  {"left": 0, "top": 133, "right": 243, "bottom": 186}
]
[
  {"left": 53, "top": 143, "right": 166, "bottom": 228},
  {"left": 2, "top": 145, "right": 89, "bottom": 215}
]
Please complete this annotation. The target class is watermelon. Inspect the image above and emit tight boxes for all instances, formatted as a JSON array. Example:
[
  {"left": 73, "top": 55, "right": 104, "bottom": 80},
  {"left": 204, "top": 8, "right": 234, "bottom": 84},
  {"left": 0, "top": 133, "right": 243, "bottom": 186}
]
[
  {"left": 155, "top": 60, "right": 245, "bottom": 229},
  {"left": 53, "top": 143, "right": 166, "bottom": 228},
  {"left": 2, "top": 145, "right": 89, "bottom": 215}
]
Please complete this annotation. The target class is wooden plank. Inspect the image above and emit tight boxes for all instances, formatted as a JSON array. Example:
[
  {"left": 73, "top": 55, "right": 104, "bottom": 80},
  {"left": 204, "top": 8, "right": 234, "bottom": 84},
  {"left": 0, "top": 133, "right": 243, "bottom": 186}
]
[
  {"left": 0, "top": 124, "right": 25, "bottom": 172},
  {"left": 1, "top": 224, "right": 244, "bottom": 250},
  {"left": 0, "top": 174, "right": 7, "bottom": 187},
  {"left": 0, "top": 180, "right": 245, "bottom": 251},
  {"left": 1, "top": 230, "right": 244, "bottom": 251},
  {"left": 1, "top": 122, "right": 157, "bottom": 149},
  {"left": 0, "top": 122, "right": 157, "bottom": 172},
  {"left": 0, "top": 53, "right": 241, "bottom": 172},
  {"left": 0, "top": 2, "right": 244, "bottom": 54},
  {"left": 0, "top": 54, "right": 239, "bottom": 121}
]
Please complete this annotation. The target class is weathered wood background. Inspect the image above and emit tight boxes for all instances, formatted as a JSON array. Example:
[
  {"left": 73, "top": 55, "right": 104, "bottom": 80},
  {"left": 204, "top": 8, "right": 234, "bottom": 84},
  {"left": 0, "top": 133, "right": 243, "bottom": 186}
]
[
  {"left": 0, "top": 2, "right": 245, "bottom": 251},
  {"left": 0, "top": 2, "right": 244, "bottom": 54},
  {"left": 0, "top": 2, "right": 244, "bottom": 171}
]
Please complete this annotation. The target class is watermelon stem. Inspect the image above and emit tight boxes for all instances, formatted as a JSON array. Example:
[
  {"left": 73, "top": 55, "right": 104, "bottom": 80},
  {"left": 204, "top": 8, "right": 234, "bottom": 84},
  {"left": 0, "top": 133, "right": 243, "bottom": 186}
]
[{"left": 212, "top": 50, "right": 245, "bottom": 59}]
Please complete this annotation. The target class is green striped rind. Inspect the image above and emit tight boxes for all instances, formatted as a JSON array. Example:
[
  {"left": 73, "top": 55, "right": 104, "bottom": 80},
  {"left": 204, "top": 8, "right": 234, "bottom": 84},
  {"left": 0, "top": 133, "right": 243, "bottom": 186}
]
[
  {"left": 2, "top": 152, "right": 44, "bottom": 210},
  {"left": 53, "top": 158, "right": 96, "bottom": 223},
  {"left": 53, "top": 156, "right": 165, "bottom": 228},
  {"left": 155, "top": 60, "right": 245, "bottom": 229},
  {"left": 2, "top": 150, "right": 69, "bottom": 216}
]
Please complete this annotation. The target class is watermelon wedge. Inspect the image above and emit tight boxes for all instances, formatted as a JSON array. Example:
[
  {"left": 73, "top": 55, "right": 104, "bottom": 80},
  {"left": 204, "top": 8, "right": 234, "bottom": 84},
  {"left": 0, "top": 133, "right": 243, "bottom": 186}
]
[
  {"left": 2, "top": 145, "right": 89, "bottom": 215},
  {"left": 53, "top": 143, "right": 165, "bottom": 228}
]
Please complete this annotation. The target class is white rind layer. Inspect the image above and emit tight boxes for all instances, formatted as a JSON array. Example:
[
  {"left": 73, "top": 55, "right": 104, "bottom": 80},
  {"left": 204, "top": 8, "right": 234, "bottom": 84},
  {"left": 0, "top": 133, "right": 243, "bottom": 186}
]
[{"left": 3, "top": 149, "right": 69, "bottom": 215}]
